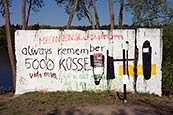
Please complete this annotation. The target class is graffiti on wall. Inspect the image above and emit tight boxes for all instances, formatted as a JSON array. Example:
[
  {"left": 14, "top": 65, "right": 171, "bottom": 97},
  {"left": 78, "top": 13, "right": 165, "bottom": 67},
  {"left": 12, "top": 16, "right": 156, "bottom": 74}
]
[{"left": 15, "top": 29, "right": 162, "bottom": 96}]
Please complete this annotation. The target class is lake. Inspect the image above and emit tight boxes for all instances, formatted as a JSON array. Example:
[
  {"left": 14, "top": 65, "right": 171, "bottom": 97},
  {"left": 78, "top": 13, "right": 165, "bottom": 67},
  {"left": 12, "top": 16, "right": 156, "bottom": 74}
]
[{"left": 0, "top": 49, "right": 13, "bottom": 93}]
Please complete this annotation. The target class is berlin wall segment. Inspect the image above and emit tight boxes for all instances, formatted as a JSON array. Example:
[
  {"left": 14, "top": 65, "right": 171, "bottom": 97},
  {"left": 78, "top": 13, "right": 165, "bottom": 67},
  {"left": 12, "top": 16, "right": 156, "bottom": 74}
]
[{"left": 15, "top": 29, "right": 162, "bottom": 96}]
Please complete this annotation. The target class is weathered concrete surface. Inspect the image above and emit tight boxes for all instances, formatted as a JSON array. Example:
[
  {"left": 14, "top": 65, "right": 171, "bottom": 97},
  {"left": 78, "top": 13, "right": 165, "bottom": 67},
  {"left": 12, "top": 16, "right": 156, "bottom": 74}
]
[{"left": 15, "top": 29, "right": 162, "bottom": 95}]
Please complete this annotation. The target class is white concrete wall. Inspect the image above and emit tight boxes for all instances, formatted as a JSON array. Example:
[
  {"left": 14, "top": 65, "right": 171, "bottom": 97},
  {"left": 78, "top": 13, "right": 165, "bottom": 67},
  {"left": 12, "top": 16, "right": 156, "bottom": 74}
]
[
  {"left": 15, "top": 29, "right": 162, "bottom": 95},
  {"left": 136, "top": 28, "right": 162, "bottom": 95}
]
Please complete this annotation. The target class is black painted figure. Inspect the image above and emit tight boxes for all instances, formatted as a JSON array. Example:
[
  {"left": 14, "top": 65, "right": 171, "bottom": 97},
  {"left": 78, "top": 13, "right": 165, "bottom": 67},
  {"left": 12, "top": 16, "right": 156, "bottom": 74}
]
[
  {"left": 106, "top": 50, "right": 115, "bottom": 80},
  {"left": 142, "top": 40, "right": 152, "bottom": 80}
]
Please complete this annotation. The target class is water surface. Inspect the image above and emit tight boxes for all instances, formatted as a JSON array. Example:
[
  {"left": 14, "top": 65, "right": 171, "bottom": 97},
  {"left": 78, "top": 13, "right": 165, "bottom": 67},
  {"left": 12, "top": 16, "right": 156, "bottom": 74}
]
[{"left": 0, "top": 49, "right": 13, "bottom": 93}]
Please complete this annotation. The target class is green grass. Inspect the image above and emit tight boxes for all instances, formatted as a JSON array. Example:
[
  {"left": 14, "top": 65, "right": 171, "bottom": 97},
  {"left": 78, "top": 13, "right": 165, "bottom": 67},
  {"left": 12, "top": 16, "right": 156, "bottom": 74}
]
[{"left": 0, "top": 91, "right": 173, "bottom": 115}]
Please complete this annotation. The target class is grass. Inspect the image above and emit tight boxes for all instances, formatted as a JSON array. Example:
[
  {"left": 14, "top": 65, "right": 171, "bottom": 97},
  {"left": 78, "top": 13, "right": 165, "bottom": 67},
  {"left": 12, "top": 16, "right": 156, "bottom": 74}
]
[
  {"left": 0, "top": 91, "right": 173, "bottom": 115},
  {"left": 0, "top": 91, "right": 115, "bottom": 115}
]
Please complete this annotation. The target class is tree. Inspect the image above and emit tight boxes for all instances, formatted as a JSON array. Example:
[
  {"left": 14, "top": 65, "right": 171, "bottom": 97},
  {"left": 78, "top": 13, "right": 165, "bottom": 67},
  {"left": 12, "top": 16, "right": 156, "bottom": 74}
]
[
  {"left": 0, "top": 0, "right": 5, "bottom": 17},
  {"left": 0, "top": 0, "right": 11, "bottom": 17},
  {"left": 118, "top": 0, "right": 124, "bottom": 28},
  {"left": 3, "top": 0, "right": 16, "bottom": 91},
  {"left": 26, "top": 0, "right": 44, "bottom": 28},
  {"left": 109, "top": 0, "right": 114, "bottom": 30},
  {"left": 66, "top": 0, "right": 79, "bottom": 29},
  {"left": 56, "top": 0, "right": 96, "bottom": 29},
  {"left": 162, "top": 25, "right": 173, "bottom": 95},
  {"left": 80, "top": 0, "right": 95, "bottom": 29},
  {"left": 22, "top": 0, "right": 44, "bottom": 29},
  {"left": 22, "top": 0, "right": 26, "bottom": 29},
  {"left": 26, "top": 0, "right": 32, "bottom": 28},
  {"left": 91, "top": 0, "right": 100, "bottom": 29},
  {"left": 126, "top": 0, "right": 173, "bottom": 26},
  {"left": 55, "top": 0, "right": 79, "bottom": 29},
  {"left": 75, "top": 0, "right": 100, "bottom": 29}
]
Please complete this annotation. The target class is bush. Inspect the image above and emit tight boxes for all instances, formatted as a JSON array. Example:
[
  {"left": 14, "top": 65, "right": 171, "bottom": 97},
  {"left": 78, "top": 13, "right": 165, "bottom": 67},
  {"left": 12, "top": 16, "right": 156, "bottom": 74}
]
[{"left": 162, "top": 25, "right": 173, "bottom": 95}]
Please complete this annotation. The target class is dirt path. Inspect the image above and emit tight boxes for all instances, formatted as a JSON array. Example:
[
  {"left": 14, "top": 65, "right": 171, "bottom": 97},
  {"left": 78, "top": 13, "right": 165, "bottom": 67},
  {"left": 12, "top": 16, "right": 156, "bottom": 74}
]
[
  {"left": 0, "top": 95, "right": 13, "bottom": 101},
  {"left": 48, "top": 104, "right": 171, "bottom": 115},
  {"left": 80, "top": 105, "right": 157, "bottom": 115}
]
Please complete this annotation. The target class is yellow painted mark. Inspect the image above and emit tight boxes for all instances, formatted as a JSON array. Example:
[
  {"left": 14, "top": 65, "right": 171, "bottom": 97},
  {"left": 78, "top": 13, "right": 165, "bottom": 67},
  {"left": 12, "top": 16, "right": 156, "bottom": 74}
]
[{"left": 118, "top": 64, "right": 156, "bottom": 76}]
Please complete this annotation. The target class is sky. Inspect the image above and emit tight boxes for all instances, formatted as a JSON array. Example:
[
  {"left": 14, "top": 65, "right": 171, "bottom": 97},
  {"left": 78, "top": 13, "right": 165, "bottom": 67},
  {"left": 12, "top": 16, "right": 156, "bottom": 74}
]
[{"left": 0, "top": 0, "right": 132, "bottom": 26}]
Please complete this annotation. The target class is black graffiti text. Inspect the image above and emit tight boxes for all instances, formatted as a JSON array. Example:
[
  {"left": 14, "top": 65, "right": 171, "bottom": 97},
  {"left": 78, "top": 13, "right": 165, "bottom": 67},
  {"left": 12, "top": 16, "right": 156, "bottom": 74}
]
[
  {"left": 90, "top": 44, "right": 105, "bottom": 52},
  {"left": 57, "top": 47, "right": 89, "bottom": 55},
  {"left": 25, "top": 58, "right": 55, "bottom": 71},
  {"left": 21, "top": 45, "right": 52, "bottom": 59},
  {"left": 59, "top": 57, "right": 90, "bottom": 71}
]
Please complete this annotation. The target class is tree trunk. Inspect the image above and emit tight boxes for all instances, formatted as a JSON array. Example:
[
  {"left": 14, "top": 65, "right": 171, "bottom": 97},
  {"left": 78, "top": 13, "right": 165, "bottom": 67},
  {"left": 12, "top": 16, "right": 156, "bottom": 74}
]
[
  {"left": 84, "top": 11, "right": 94, "bottom": 29},
  {"left": 3, "top": 0, "right": 16, "bottom": 92},
  {"left": 26, "top": 0, "right": 32, "bottom": 28},
  {"left": 119, "top": 0, "right": 124, "bottom": 28},
  {"left": 109, "top": 0, "right": 114, "bottom": 30},
  {"left": 81, "top": 0, "right": 95, "bottom": 29},
  {"left": 67, "top": 0, "right": 79, "bottom": 29},
  {"left": 92, "top": 0, "right": 100, "bottom": 29},
  {"left": 22, "top": 0, "right": 26, "bottom": 30}
]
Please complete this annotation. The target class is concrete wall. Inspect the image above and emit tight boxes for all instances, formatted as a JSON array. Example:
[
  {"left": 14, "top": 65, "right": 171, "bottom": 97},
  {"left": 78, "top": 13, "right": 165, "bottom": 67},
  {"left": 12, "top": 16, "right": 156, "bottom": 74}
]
[{"left": 15, "top": 29, "right": 162, "bottom": 95}]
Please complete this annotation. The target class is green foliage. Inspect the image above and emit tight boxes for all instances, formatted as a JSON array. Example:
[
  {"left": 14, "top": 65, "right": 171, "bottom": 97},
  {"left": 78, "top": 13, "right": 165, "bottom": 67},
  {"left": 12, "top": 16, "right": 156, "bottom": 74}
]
[
  {"left": 0, "top": 0, "right": 5, "bottom": 17},
  {"left": 162, "top": 25, "right": 173, "bottom": 96},
  {"left": 0, "top": 0, "right": 11, "bottom": 17},
  {"left": 0, "top": 25, "right": 6, "bottom": 49},
  {"left": 55, "top": 0, "right": 97, "bottom": 21},
  {"left": 125, "top": 0, "right": 173, "bottom": 26},
  {"left": 26, "top": 0, "right": 44, "bottom": 12},
  {"left": 0, "top": 24, "right": 20, "bottom": 49}
]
